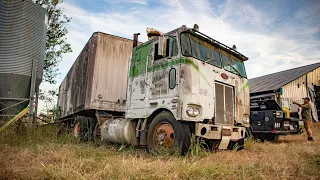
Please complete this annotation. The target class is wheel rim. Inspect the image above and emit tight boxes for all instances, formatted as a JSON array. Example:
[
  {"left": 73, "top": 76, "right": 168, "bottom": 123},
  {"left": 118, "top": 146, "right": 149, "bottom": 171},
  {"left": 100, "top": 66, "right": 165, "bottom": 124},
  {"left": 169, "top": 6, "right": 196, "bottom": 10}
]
[
  {"left": 153, "top": 122, "right": 175, "bottom": 148},
  {"left": 73, "top": 122, "right": 80, "bottom": 138}
]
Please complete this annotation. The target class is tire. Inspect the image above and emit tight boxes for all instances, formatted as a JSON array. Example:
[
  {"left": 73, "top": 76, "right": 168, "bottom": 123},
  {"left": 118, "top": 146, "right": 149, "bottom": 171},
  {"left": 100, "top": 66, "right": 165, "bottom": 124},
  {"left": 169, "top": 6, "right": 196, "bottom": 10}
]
[
  {"left": 181, "top": 123, "right": 191, "bottom": 155},
  {"left": 227, "top": 128, "right": 250, "bottom": 150},
  {"left": 73, "top": 116, "right": 96, "bottom": 141},
  {"left": 236, "top": 127, "right": 253, "bottom": 150},
  {"left": 93, "top": 118, "right": 102, "bottom": 146},
  {"left": 265, "top": 134, "right": 279, "bottom": 142},
  {"left": 205, "top": 140, "right": 221, "bottom": 152},
  {"left": 245, "top": 127, "right": 253, "bottom": 139},
  {"left": 257, "top": 134, "right": 279, "bottom": 142},
  {"left": 236, "top": 138, "right": 245, "bottom": 150},
  {"left": 147, "top": 111, "right": 188, "bottom": 155}
]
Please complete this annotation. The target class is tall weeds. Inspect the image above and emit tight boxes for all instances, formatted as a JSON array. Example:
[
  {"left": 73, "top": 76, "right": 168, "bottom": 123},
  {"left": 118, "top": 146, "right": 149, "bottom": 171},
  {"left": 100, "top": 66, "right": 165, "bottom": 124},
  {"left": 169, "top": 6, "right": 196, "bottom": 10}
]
[{"left": 0, "top": 124, "right": 75, "bottom": 147}]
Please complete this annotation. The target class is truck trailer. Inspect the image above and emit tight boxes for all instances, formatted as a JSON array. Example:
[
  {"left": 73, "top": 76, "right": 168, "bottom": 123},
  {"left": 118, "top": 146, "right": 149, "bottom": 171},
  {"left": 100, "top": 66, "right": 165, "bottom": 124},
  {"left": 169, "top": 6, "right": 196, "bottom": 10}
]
[{"left": 58, "top": 25, "right": 251, "bottom": 153}]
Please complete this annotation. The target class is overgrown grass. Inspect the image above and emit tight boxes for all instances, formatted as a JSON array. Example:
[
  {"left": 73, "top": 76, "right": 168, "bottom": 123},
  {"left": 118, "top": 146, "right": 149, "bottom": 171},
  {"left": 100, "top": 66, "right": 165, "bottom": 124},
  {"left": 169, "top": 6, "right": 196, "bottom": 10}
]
[
  {"left": 1, "top": 123, "right": 320, "bottom": 179},
  {"left": 0, "top": 124, "right": 76, "bottom": 147}
]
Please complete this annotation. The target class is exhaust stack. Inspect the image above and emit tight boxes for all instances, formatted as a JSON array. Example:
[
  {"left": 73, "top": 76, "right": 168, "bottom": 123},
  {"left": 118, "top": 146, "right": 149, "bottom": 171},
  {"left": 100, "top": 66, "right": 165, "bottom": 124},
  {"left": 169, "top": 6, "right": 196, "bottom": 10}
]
[{"left": 133, "top": 33, "right": 140, "bottom": 48}]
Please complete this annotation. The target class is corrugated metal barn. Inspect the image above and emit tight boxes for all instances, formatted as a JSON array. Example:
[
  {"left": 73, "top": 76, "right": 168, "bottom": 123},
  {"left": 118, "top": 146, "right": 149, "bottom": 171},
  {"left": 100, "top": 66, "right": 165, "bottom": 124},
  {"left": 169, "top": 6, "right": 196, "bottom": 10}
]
[{"left": 249, "top": 62, "right": 320, "bottom": 121}]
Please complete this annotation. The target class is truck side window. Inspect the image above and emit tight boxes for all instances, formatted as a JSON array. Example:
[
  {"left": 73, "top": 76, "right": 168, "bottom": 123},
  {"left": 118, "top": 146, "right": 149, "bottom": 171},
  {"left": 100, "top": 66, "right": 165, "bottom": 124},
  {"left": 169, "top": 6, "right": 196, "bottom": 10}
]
[
  {"left": 154, "top": 43, "right": 163, "bottom": 61},
  {"left": 169, "top": 68, "right": 176, "bottom": 89},
  {"left": 154, "top": 38, "right": 178, "bottom": 61},
  {"left": 169, "top": 38, "right": 178, "bottom": 57}
]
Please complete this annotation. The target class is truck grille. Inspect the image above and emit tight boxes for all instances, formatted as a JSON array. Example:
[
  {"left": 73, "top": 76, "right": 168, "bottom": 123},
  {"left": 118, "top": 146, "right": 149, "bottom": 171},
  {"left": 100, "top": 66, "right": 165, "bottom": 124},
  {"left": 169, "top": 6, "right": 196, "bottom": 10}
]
[{"left": 215, "top": 83, "right": 234, "bottom": 125}]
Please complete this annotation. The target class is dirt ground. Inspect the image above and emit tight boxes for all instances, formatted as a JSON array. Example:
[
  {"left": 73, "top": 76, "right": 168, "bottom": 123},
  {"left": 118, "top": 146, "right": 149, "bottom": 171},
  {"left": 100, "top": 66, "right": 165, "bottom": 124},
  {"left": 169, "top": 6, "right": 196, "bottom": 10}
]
[{"left": 0, "top": 123, "right": 320, "bottom": 180}]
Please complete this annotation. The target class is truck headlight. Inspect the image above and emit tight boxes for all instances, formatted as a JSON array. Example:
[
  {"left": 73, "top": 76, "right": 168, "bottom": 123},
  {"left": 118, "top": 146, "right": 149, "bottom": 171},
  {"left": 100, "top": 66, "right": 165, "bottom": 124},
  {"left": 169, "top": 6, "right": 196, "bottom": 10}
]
[
  {"left": 243, "top": 115, "right": 250, "bottom": 124},
  {"left": 276, "top": 111, "right": 283, "bottom": 118},
  {"left": 186, "top": 105, "right": 201, "bottom": 117}
]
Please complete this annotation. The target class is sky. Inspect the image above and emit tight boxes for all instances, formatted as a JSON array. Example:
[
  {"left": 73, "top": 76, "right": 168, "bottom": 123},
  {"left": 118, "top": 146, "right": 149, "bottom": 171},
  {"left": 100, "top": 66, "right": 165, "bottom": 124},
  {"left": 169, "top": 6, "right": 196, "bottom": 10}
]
[{"left": 39, "top": 0, "right": 320, "bottom": 111}]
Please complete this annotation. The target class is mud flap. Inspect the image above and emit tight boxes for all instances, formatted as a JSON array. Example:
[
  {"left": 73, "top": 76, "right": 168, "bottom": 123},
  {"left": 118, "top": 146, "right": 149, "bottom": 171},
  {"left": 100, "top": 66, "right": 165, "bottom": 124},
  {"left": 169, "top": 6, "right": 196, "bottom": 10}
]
[
  {"left": 218, "top": 127, "right": 232, "bottom": 150},
  {"left": 218, "top": 135, "right": 231, "bottom": 150}
]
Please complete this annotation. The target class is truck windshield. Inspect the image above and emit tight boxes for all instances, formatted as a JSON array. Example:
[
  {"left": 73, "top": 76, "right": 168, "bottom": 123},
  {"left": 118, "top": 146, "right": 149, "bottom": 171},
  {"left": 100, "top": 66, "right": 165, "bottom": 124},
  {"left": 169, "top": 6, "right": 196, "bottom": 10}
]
[
  {"left": 181, "top": 32, "right": 247, "bottom": 78},
  {"left": 221, "top": 54, "right": 247, "bottom": 78}
]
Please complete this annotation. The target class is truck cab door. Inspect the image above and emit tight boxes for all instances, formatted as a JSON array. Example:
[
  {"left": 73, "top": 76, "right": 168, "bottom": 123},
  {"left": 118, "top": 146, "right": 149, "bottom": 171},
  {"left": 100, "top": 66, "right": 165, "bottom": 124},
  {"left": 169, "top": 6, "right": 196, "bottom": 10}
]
[
  {"left": 127, "top": 44, "right": 151, "bottom": 112},
  {"left": 150, "top": 37, "right": 179, "bottom": 100}
]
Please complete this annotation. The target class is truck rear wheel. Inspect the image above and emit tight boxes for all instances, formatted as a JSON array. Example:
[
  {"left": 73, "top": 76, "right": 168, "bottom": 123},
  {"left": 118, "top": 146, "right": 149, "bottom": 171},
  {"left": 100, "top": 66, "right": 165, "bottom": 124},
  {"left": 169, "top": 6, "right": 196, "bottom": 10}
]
[
  {"left": 73, "top": 116, "right": 96, "bottom": 141},
  {"left": 147, "top": 111, "right": 189, "bottom": 155}
]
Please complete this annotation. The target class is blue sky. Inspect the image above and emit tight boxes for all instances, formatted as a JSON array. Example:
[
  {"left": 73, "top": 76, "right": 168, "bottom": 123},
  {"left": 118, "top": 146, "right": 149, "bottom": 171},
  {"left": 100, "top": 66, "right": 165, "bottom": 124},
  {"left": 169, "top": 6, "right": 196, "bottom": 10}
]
[{"left": 39, "top": 0, "right": 320, "bottom": 110}]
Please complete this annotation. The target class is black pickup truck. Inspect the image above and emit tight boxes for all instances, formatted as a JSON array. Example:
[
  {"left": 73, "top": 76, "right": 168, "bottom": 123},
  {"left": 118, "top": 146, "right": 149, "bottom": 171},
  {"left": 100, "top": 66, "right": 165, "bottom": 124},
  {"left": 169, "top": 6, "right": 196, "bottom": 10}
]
[{"left": 250, "top": 99, "right": 302, "bottom": 141}]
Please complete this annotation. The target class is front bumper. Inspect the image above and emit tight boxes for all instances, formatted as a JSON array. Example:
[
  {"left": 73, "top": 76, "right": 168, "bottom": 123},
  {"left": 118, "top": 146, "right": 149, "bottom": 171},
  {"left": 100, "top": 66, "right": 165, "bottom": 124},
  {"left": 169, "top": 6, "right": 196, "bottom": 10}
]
[
  {"left": 252, "top": 130, "right": 299, "bottom": 135},
  {"left": 251, "top": 119, "right": 301, "bottom": 136},
  {"left": 195, "top": 123, "right": 246, "bottom": 141}
]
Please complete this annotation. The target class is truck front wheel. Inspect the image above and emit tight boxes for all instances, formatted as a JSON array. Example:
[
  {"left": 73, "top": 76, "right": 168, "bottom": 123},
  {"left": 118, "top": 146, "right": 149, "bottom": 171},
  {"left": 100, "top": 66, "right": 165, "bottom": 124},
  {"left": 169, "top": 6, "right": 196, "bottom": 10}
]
[{"left": 147, "top": 111, "right": 189, "bottom": 154}]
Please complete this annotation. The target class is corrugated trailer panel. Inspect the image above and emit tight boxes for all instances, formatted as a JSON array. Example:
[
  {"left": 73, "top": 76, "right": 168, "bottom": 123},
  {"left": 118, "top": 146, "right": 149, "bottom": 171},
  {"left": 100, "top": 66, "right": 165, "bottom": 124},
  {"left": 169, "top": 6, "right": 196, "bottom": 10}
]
[
  {"left": 58, "top": 34, "right": 98, "bottom": 117},
  {"left": 58, "top": 32, "right": 133, "bottom": 118},
  {"left": 89, "top": 33, "right": 133, "bottom": 111}
]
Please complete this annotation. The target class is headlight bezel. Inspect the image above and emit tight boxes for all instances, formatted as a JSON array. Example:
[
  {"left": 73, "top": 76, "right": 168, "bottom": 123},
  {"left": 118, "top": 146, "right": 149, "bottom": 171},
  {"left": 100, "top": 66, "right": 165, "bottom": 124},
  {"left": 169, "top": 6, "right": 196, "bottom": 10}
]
[
  {"left": 276, "top": 111, "right": 283, "bottom": 118},
  {"left": 186, "top": 105, "right": 201, "bottom": 117}
]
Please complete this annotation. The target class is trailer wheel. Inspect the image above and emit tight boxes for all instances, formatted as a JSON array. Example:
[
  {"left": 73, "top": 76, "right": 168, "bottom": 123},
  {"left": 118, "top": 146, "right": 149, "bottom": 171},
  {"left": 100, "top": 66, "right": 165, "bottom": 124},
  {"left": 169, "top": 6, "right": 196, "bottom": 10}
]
[
  {"left": 73, "top": 116, "right": 95, "bottom": 141},
  {"left": 147, "top": 111, "right": 188, "bottom": 154},
  {"left": 93, "top": 118, "right": 102, "bottom": 146}
]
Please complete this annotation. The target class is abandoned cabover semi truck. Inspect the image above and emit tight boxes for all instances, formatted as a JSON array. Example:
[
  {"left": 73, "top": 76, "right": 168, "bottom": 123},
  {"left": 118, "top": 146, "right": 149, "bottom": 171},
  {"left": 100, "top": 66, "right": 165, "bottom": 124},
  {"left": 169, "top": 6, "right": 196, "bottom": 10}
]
[{"left": 58, "top": 25, "right": 250, "bottom": 152}]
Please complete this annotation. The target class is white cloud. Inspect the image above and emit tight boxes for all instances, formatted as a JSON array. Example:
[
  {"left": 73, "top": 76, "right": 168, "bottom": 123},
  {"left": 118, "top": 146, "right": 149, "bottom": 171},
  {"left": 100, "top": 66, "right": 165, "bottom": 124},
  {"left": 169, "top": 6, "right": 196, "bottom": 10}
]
[{"left": 105, "top": 0, "right": 148, "bottom": 6}]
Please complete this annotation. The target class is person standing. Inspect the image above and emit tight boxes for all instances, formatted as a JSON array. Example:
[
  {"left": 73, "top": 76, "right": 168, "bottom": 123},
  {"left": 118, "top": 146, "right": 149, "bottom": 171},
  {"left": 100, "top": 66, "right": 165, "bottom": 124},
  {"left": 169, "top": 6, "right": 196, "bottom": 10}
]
[{"left": 293, "top": 98, "right": 313, "bottom": 141}]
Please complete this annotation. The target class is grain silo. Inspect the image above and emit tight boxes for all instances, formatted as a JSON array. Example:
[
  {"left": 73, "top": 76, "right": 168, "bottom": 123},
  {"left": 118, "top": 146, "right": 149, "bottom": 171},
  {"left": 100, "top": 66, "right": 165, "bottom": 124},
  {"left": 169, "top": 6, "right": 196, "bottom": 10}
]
[{"left": 0, "top": 0, "right": 48, "bottom": 123}]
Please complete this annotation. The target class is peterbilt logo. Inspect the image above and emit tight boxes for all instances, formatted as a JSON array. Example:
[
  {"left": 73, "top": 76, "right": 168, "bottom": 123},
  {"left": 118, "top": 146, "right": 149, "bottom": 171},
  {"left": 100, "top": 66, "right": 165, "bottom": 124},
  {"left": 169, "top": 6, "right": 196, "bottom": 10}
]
[{"left": 221, "top": 73, "right": 229, "bottom": 80}]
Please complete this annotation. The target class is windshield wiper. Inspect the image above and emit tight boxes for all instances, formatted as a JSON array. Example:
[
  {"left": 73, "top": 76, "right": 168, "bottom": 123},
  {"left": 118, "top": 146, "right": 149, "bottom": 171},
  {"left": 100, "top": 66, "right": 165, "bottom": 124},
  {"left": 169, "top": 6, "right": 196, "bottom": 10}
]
[
  {"left": 226, "top": 63, "right": 242, "bottom": 77},
  {"left": 204, "top": 57, "right": 216, "bottom": 63}
]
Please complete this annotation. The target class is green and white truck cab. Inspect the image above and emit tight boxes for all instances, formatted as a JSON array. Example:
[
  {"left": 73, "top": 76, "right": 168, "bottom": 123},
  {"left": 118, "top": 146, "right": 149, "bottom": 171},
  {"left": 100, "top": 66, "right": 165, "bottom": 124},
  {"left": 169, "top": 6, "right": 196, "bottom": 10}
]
[{"left": 125, "top": 25, "right": 250, "bottom": 151}]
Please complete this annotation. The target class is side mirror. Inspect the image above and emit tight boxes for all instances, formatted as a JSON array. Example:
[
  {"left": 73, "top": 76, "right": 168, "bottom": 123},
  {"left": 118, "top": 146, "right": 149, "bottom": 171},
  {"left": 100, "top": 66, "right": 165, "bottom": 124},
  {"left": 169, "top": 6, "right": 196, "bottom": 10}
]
[{"left": 158, "top": 36, "right": 167, "bottom": 57}]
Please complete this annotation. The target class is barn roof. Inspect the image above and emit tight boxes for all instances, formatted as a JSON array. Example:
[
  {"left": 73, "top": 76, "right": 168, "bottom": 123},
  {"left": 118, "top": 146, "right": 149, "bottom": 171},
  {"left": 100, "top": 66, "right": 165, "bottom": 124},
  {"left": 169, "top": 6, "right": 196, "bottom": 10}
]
[{"left": 249, "top": 62, "right": 320, "bottom": 94}]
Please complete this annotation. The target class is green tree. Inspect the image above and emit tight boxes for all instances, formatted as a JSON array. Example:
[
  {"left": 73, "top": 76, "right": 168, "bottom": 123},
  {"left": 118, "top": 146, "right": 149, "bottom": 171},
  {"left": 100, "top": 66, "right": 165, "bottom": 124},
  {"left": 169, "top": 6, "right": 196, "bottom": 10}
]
[
  {"left": 35, "top": 0, "right": 72, "bottom": 84},
  {"left": 38, "top": 89, "right": 61, "bottom": 120}
]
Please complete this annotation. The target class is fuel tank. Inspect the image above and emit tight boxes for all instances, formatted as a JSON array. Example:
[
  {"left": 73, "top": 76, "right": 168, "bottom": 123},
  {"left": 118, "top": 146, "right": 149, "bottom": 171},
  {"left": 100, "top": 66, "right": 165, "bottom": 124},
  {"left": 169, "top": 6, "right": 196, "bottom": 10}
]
[{"left": 100, "top": 118, "right": 138, "bottom": 145}]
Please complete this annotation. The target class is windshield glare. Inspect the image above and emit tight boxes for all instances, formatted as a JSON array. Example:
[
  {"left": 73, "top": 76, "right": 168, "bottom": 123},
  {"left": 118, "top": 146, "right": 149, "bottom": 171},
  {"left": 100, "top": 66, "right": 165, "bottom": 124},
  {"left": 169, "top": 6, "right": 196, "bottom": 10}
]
[
  {"left": 181, "top": 33, "right": 221, "bottom": 67},
  {"left": 181, "top": 32, "right": 247, "bottom": 78},
  {"left": 221, "top": 54, "right": 247, "bottom": 78}
]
